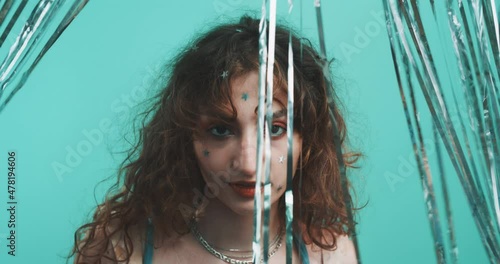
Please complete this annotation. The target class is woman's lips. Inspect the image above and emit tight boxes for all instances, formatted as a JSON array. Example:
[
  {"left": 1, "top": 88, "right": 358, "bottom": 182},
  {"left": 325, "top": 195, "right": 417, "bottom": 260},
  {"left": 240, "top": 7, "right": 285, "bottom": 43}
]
[{"left": 229, "top": 181, "right": 264, "bottom": 198}]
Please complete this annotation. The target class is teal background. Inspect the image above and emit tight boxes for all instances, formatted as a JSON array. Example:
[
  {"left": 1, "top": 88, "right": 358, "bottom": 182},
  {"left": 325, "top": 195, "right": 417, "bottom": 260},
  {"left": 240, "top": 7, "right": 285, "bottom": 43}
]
[{"left": 0, "top": 0, "right": 490, "bottom": 263}]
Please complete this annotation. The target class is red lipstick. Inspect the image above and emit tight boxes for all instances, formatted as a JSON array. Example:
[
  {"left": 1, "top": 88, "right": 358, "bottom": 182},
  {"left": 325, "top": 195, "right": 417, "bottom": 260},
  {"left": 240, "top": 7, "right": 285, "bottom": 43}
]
[{"left": 229, "top": 181, "right": 264, "bottom": 198}]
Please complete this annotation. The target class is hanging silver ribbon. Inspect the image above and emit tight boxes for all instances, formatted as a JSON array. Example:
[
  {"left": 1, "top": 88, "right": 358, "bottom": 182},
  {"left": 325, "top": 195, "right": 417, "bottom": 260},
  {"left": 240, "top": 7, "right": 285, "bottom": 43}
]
[
  {"left": 0, "top": 0, "right": 89, "bottom": 114},
  {"left": 382, "top": 0, "right": 500, "bottom": 262}
]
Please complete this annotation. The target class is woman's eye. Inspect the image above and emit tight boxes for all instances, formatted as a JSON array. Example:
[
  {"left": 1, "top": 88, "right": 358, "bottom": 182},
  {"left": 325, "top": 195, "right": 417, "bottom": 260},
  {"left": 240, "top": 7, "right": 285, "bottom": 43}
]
[
  {"left": 270, "top": 125, "right": 286, "bottom": 137},
  {"left": 209, "top": 126, "right": 232, "bottom": 137}
]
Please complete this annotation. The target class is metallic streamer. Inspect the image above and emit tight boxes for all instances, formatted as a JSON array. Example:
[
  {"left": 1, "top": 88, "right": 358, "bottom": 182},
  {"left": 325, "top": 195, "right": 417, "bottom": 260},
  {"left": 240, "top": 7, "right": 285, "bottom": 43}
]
[
  {"left": 314, "top": 0, "right": 361, "bottom": 262},
  {"left": 0, "top": 0, "right": 28, "bottom": 47},
  {"left": 440, "top": 0, "right": 488, "bottom": 222},
  {"left": 253, "top": 0, "right": 268, "bottom": 262},
  {"left": 389, "top": 0, "right": 492, "bottom": 260},
  {"left": 446, "top": 0, "right": 500, "bottom": 238},
  {"left": 383, "top": 0, "right": 500, "bottom": 262},
  {"left": 384, "top": 3, "right": 446, "bottom": 262},
  {"left": 486, "top": 0, "right": 500, "bottom": 68},
  {"left": 0, "top": 0, "right": 88, "bottom": 114},
  {"left": 0, "top": 0, "right": 14, "bottom": 27},
  {"left": 262, "top": 1, "right": 277, "bottom": 262},
  {"left": 466, "top": 0, "right": 500, "bottom": 231},
  {"left": 449, "top": 0, "right": 500, "bottom": 253},
  {"left": 285, "top": 1, "right": 294, "bottom": 263},
  {"left": 454, "top": 1, "right": 498, "bottom": 235},
  {"left": 0, "top": 0, "right": 59, "bottom": 104},
  {"left": 469, "top": 0, "right": 500, "bottom": 168},
  {"left": 478, "top": 0, "right": 500, "bottom": 79},
  {"left": 432, "top": 1, "right": 486, "bottom": 224},
  {"left": 434, "top": 121, "right": 459, "bottom": 263}
]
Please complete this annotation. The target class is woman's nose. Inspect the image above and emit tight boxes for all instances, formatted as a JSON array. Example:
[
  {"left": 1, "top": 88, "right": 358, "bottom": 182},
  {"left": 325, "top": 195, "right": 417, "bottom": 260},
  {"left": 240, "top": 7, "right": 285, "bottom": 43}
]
[{"left": 232, "top": 134, "right": 258, "bottom": 177}]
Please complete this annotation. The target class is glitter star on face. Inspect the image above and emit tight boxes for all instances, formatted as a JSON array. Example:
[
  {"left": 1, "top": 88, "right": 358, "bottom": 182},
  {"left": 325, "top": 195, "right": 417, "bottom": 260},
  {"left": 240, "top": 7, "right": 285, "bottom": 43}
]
[
  {"left": 221, "top": 70, "right": 229, "bottom": 79},
  {"left": 203, "top": 150, "right": 210, "bottom": 157},
  {"left": 278, "top": 155, "right": 285, "bottom": 163},
  {"left": 241, "top": 92, "right": 249, "bottom": 101}
]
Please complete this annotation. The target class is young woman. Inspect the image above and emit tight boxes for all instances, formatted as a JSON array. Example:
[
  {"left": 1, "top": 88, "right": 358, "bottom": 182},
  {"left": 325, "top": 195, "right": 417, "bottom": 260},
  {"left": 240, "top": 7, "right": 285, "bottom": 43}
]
[{"left": 71, "top": 15, "right": 360, "bottom": 264}]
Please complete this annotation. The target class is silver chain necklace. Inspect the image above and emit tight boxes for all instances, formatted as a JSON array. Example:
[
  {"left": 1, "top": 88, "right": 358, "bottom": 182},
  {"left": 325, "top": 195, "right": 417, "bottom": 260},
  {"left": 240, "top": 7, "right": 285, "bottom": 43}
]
[
  {"left": 212, "top": 226, "right": 283, "bottom": 259},
  {"left": 190, "top": 223, "right": 284, "bottom": 264}
]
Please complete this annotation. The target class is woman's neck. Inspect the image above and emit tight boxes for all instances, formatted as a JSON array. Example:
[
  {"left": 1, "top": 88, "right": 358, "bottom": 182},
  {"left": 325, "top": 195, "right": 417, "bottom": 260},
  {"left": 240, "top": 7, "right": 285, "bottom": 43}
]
[{"left": 195, "top": 198, "right": 282, "bottom": 251}]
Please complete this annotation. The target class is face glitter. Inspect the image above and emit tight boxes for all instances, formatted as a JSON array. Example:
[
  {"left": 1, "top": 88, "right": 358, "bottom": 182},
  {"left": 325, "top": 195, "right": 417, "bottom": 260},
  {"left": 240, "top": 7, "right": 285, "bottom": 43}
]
[{"left": 203, "top": 149, "right": 210, "bottom": 157}]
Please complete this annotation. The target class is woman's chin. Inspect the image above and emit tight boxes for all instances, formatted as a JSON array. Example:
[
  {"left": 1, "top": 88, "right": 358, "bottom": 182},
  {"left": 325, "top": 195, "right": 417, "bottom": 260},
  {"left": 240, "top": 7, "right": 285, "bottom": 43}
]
[{"left": 222, "top": 200, "right": 281, "bottom": 217}]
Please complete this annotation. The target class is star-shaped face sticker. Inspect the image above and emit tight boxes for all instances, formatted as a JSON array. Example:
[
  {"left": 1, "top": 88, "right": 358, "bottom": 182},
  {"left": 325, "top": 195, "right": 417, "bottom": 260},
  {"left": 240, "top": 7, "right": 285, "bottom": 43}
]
[
  {"left": 241, "top": 92, "right": 249, "bottom": 101},
  {"left": 278, "top": 155, "right": 285, "bottom": 163},
  {"left": 203, "top": 150, "right": 210, "bottom": 157},
  {"left": 221, "top": 70, "right": 229, "bottom": 79}
]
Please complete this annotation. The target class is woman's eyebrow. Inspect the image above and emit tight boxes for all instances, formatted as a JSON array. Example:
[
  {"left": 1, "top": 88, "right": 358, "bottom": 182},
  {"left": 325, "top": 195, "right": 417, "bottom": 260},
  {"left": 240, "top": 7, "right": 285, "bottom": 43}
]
[
  {"left": 253, "top": 107, "right": 287, "bottom": 119},
  {"left": 203, "top": 113, "right": 234, "bottom": 122},
  {"left": 209, "top": 108, "right": 246, "bottom": 123}
]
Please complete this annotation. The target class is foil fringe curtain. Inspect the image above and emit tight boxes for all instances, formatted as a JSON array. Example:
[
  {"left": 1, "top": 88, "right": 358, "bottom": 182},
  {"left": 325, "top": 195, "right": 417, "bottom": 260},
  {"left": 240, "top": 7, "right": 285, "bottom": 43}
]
[
  {"left": 383, "top": 0, "right": 500, "bottom": 263},
  {"left": 254, "top": 1, "right": 361, "bottom": 263},
  {"left": 0, "top": 0, "right": 88, "bottom": 114}
]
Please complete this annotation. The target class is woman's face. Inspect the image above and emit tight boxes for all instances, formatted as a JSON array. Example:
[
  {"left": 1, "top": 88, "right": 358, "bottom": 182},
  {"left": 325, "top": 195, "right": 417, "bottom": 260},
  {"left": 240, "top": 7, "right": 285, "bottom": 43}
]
[{"left": 192, "top": 71, "right": 303, "bottom": 215}]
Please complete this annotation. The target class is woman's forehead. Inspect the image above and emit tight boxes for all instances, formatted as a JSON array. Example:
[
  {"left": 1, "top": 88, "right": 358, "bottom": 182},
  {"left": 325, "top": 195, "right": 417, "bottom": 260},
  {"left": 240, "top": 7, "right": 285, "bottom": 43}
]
[
  {"left": 195, "top": 70, "right": 289, "bottom": 118},
  {"left": 229, "top": 73, "right": 288, "bottom": 104}
]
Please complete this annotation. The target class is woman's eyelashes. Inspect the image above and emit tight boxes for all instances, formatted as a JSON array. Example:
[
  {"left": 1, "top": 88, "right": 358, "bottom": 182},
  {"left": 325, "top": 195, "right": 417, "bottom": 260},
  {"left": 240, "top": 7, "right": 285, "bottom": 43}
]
[
  {"left": 206, "top": 123, "right": 287, "bottom": 139},
  {"left": 270, "top": 124, "right": 286, "bottom": 138},
  {"left": 208, "top": 125, "right": 233, "bottom": 137}
]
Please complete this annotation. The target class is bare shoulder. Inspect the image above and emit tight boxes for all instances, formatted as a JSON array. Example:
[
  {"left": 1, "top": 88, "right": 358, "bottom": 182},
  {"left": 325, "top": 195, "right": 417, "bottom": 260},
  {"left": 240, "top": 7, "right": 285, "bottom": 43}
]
[
  {"left": 306, "top": 233, "right": 358, "bottom": 264},
  {"left": 113, "top": 222, "right": 148, "bottom": 263}
]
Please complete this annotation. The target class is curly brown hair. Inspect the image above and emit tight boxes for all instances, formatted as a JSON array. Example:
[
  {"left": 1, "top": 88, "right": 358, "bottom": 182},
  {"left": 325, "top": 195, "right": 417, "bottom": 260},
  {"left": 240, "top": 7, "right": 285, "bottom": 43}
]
[{"left": 70, "top": 15, "right": 361, "bottom": 263}]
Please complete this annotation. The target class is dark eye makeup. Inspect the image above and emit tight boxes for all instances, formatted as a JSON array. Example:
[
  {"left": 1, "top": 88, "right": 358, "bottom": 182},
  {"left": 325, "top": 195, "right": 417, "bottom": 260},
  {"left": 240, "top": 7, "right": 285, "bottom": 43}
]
[{"left": 206, "top": 123, "right": 287, "bottom": 139}]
